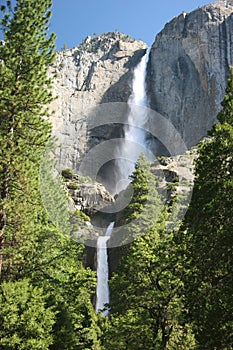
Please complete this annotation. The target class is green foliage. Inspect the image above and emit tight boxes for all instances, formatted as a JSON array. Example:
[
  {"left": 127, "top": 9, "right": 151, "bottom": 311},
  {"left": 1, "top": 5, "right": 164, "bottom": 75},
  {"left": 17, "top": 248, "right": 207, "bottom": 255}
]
[
  {"left": 217, "top": 67, "right": 233, "bottom": 125},
  {"left": 0, "top": 0, "right": 56, "bottom": 277},
  {"left": 2, "top": 1, "right": 233, "bottom": 348},
  {"left": 40, "top": 153, "right": 71, "bottom": 237},
  {"left": 72, "top": 209, "right": 90, "bottom": 222},
  {"left": 104, "top": 219, "right": 194, "bottom": 349},
  {"left": 0, "top": 279, "right": 56, "bottom": 349},
  {"left": 67, "top": 182, "right": 79, "bottom": 190},
  {"left": 102, "top": 156, "right": 195, "bottom": 349},
  {"left": 119, "top": 154, "right": 163, "bottom": 245},
  {"left": 179, "top": 67, "right": 233, "bottom": 349},
  {"left": 0, "top": 2, "right": 100, "bottom": 349},
  {"left": 34, "top": 227, "right": 98, "bottom": 350},
  {"left": 123, "top": 154, "right": 159, "bottom": 221},
  {"left": 61, "top": 168, "right": 76, "bottom": 180}
]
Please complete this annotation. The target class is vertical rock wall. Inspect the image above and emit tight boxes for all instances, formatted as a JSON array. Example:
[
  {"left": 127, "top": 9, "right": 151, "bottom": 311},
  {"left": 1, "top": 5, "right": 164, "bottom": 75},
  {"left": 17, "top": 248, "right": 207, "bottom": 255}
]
[
  {"left": 50, "top": 3, "right": 233, "bottom": 170},
  {"left": 148, "top": 3, "right": 233, "bottom": 148},
  {"left": 49, "top": 33, "right": 147, "bottom": 171}
]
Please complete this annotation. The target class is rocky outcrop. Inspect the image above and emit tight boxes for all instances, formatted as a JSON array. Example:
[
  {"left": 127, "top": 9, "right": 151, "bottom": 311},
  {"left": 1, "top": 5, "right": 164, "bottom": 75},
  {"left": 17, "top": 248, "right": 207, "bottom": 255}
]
[
  {"left": 62, "top": 169, "right": 114, "bottom": 216},
  {"left": 50, "top": 32, "right": 147, "bottom": 171},
  {"left": 152, "top": 148, "right": 198, "bottom": 201},
  {"left": 148, "top": 2, "right": 233, "bottom": 148}
]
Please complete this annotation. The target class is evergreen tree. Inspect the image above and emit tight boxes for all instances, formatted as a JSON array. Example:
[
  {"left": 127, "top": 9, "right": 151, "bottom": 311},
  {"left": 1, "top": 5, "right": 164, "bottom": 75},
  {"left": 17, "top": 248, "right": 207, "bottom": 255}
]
[
  {"left": 0, "top": 278, "right": 56, "bottom": 349},
  {"left": 0, "top": 2, "right": 100, "bottom": 348},
  {"left": 180, "top": 67, "right": 233, "bottom": 349},
  {"left": 0, "top": 0, "right": 55, "bottom": 277},
  {"left": 116, "top": 154, "right": 162, "bottom": 246},
  {"left": 123, "top": 153, "right": 161, "bottom": 224},
  {"left": 104, "top": 219, "right": 196, "bottom": 349},
  {"left": 28, "top": 219, "right": 100, "bottom": 350},
  {"left": 103, "top": 156, "right": 195, "bottom": 349}
]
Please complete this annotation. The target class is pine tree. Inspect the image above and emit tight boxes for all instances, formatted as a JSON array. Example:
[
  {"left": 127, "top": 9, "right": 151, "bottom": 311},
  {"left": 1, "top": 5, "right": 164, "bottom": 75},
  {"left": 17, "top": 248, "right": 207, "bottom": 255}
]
[
  {"left": 105, "top": 215, "right": 198, "bottom": 350},
  {"left": 115, "top": 153, "right": 162, "bottom": 246},
  {"left": 180, "top": 67, "right": 233, "bottom": 349},
  {"left": 0, "top": 2, "right": 102, "bottom": 347},
  {"left": 124, "top": 153, "right": 161, "bottom": 223},
  {"left": 103, "top": 156, "right": 195, "bottom": 349},
  {"left": 0, "top": 0, "right": 56, "bottom": 277},
  {"left": 30, "top": 221, "right": 100, "bottom": 350},
  {"left": 0, "top": 278, "right": 56, "bottom": 349}
]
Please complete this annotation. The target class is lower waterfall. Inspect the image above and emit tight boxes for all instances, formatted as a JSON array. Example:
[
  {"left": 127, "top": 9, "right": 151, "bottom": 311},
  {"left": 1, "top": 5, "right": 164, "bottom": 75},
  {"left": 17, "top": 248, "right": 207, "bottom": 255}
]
[{"left": 95, "top": 222, "right": 114, "bottom": 316}]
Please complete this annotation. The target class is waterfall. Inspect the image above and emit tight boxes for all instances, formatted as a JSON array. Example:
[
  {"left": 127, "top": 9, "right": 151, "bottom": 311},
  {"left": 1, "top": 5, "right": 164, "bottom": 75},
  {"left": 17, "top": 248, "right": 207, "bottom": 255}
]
[
  {"left": 95, "top": 51, "right": 150, "bottom": 315},
  {"left": 115, "top": 49, "right": 150, "bottom": 193},
  {"left": 128, "top": 49, "right": 149, "bottom": 110},
  {"left": 95, "top": 222, "right": 114, "bottom": 316}
]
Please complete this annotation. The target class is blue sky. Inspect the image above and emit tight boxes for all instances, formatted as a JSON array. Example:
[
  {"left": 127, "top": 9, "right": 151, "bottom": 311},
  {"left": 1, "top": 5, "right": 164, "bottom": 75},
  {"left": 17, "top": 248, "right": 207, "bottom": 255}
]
[{"left": 51, "top": 0, "right": 211, "bottom": 50}]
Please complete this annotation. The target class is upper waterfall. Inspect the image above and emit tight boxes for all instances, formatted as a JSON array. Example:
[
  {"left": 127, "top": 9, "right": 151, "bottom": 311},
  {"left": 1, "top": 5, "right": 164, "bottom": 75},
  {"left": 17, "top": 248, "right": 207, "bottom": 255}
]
[
  {"left": 128, "top": 50, "right": 149, "bottom": 109},
  {"left": 115, "top": 50, "right": 151, "bottom": 193}
]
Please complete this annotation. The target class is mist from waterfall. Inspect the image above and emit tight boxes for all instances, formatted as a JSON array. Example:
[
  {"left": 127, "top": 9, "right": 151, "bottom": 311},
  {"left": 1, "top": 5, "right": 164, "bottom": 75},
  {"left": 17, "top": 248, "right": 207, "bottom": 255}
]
[
  {"left": 95, "top": 222, "right": 114, "bottom": 316},
  {"left": 115, "top": 50, "right": 150, "bottom": 193}
]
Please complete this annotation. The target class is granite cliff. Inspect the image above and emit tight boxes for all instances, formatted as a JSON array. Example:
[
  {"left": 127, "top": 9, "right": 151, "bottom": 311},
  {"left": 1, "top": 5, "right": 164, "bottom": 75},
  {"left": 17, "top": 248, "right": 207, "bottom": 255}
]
[
  {"left": 49, "top": 2, "right": 233, "bottom": 216},
  {"left": 50, "top": 3, "right": 233, "bottom": 173},
  {"left": 50, "top": 31, "right": 147, "bottom": 171},
  {"left": 148, "top": 2, "right": 233, "bottom": 148}
]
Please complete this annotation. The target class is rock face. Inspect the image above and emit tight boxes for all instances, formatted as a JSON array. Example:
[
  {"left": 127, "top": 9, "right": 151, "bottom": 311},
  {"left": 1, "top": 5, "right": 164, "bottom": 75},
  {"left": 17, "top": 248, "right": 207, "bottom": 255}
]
[
  {"left": 50, "top": 32, "right": 147, "bottom": 171},
  {"left": 50, "top": 3, "right": 233, "bottom": 182},
  {"left": 61, "top": 169, "right": 114, "bottom": 216},
  {"left": 148, "top": 2, "right": 233, "bottom": 148},
  {"left": 152, "top": 148, "right": 198, "bottom": 203}
]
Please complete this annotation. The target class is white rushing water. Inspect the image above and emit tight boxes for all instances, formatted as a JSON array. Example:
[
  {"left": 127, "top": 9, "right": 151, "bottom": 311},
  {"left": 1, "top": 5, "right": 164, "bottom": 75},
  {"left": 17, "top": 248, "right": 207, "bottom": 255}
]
[
  {"left": 95, "top": 222, "right": 115, "bottom": 316},
  {"left": 116, "top": 50, "right": 150, "bottom": 193},
  {"left": 95, "top": 51, "right": 150, "bottom": 315}
]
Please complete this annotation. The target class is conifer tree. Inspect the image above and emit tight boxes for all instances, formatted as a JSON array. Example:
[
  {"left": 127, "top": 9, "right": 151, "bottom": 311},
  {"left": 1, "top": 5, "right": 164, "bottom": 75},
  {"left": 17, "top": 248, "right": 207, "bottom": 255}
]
[
  {"left": 0, "top": 0, "right": 55, "bottom": 277},
  {"left": 105, "top": 221, "right": 196, "bottom": 349},
  {"left": 28, "top": 217, "right": 100, "bottom": 350},
  {"left": 180, "top": 67, "right": 233, "bottom": 349},
  {"left": 103, "top": 156, "right": 195, "bottom": 349},
  {"left": 124, "top": 153, "right": 161, "bottom": 223},
  {"left": 0, "top": 2, "right": 101, "bottom": 347},
  {"left": 117, "top": 153, "right": 162, "bottom": 246},
  {"left": 0, "top": 278, "right": 56, "bottom": 349}
]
